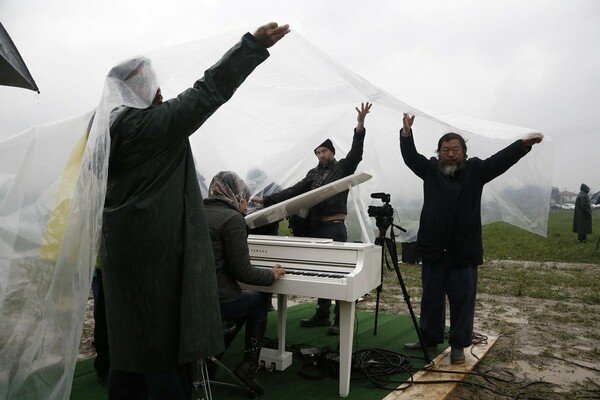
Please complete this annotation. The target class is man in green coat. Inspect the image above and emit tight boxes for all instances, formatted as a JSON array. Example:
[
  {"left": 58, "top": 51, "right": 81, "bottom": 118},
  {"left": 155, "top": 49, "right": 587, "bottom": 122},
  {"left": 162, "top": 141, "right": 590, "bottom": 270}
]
[
  {"left": 573, "top": 183, "right": 592, "bottom": 243},
  {"left": 101, "top": 23, "right": 289, "bottom": 399}
]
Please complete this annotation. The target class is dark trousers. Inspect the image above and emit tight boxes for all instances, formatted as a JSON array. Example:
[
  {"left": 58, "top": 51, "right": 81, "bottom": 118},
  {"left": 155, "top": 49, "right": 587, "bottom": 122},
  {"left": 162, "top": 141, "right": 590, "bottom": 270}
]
[
  {"left": 108, "top": 364, "right": 191, "bottom": 400},
  {"left": 578, "top": 233, "right": 587, "bottom": 242},
  {"left": 309, "top": 221, "right": 348, "bottom": 319},
  {"left": 220, "top": 290, "right": 271, "bottom": 327},
  {"left": 419, "top": 261, "right": 478, "bottom": 349},
  {"left": 92, "top": 269, "right": 110, "bottom": 378}
]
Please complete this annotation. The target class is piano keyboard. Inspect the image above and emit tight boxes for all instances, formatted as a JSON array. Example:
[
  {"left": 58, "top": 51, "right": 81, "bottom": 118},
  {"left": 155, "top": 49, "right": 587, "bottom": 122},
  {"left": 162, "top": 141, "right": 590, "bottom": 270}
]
[{"left": 242, "top": 234, "right": 381, "bottom": 301}]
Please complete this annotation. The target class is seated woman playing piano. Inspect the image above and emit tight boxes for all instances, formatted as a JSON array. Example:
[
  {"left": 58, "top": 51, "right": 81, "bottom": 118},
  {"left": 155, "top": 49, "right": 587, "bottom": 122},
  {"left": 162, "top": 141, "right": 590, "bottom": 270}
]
[{"left": 203, "top": 170, "right": 285, "bottom": 396}]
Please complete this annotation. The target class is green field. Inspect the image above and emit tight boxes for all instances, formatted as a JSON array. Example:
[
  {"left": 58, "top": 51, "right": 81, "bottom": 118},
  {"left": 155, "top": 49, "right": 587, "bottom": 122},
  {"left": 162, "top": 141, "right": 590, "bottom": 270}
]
[
  {"left": 482, "top": 210, "right": 599, "bottom": 264},
  {"left": 280, "top": 210, "right": 599, "bottom": 264},
  {"left": 380, "top": 210, "right": 600, "bottom": 303}
]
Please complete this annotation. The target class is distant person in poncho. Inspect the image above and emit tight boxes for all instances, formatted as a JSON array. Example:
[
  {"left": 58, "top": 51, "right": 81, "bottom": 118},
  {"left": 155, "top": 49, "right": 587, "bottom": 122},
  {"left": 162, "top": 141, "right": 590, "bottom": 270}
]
[
  {"left": 100, "top": 23, "right": 289, "bottom": 399},
  {"left": 573, "top": 183, "right": 592, "bottom": 243}
]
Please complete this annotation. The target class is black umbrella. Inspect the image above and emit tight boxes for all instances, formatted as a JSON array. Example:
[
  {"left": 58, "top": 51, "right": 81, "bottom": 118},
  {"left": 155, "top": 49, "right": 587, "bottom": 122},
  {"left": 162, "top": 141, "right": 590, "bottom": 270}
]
[{"left": 0, "top": 22, "right": 39, "bottom": 93}]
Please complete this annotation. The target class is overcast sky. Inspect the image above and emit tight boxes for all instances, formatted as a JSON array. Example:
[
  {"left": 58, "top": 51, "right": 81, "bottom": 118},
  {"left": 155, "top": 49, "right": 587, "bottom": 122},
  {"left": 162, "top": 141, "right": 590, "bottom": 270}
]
[{"left": 1, "top": 0, "right": 599, "bottom": 193}]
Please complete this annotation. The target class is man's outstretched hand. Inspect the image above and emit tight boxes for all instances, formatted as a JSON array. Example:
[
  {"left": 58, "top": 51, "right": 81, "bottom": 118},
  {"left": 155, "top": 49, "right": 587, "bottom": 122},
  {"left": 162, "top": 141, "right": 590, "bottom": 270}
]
[
  {"left": 253, "top": 22, "right": 290, "bottom": 48},
  {"left": 355, "top": 102, "right": 372, "bottom": 133},
  {"left": 522, "top": 133, "right": 544, "bottom": 149},
  {"left": 401, "top": 113, "right": 415, "bottom": 136}
]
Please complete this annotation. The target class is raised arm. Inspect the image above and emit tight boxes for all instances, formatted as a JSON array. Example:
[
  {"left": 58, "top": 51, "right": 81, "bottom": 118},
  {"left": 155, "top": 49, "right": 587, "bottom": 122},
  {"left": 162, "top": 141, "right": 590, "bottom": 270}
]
[
  {"left": 401, "top": 113, "right": 415, "bottom": 137},
  {"left": 150, "top": 22, "right": 290, "bottom": 147},
  {"left": 355, "top": 102, "right": 372, "bottom": 133},
  {"left": 399, "top": 114, "right": 430, "bottom": 179}
]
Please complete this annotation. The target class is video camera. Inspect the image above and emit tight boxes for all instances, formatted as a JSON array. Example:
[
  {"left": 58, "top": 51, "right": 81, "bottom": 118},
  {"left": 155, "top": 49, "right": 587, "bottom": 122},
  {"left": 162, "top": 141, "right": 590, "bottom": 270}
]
[{"left": 368, "top": 192, "right": 394, "bottom": 229}]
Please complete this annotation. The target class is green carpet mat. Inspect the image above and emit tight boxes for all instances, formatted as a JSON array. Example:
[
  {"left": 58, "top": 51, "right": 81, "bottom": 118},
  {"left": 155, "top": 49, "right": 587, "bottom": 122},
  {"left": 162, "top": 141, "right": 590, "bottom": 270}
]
[
  {"left": 70, "top": 358, "right": 107, "bottom": 400},
  {"left": 71, "top": 303, "right": 448, "bottom": 399}
]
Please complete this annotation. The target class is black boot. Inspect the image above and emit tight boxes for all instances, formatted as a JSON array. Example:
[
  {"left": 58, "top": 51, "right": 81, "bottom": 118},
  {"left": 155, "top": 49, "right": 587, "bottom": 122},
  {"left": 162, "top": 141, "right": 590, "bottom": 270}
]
[
  {"left": 299, "top": 306, "right": 330, "bottom": 327},
  {"left": 328, "top": 317, "right": 340, "bottom": 336},
  {"left": 234, "top": 358, "right": 263, "bottom": 396},
  {"left": 234, "top": 319, "right": 267, "bottom": 396}
]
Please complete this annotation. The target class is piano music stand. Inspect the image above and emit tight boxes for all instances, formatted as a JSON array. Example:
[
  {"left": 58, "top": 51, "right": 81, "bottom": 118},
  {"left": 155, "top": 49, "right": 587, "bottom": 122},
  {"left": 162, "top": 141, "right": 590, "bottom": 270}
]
[{"left": 370, "top": 197, "right": 432, "bottom": 364}]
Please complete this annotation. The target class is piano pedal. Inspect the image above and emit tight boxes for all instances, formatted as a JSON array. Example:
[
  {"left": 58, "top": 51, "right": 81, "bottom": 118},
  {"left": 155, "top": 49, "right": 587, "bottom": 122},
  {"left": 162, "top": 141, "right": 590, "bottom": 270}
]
[
  {"left": 261, "top": 360, "right": 276, "bottom": 372},
  {"left": 267, "top": 363, "right": 276, "bottom": 372},
  {"left": 258, "top": 347, "right": 293, "bottom": 371}
]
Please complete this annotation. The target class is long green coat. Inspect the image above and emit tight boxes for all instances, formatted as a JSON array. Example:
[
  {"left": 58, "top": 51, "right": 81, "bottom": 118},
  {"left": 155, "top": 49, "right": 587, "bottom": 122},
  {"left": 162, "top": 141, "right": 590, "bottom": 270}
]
[
  {"left": 573, "top": 184, "right": 592, "bottom": 235},
  {"left": 102, "top": 34, "right": 269, "bottom": 373}
]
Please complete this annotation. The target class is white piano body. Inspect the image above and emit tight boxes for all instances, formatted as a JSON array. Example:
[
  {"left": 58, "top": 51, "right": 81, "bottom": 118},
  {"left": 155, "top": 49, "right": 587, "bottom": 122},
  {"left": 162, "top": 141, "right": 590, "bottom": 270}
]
[{"left": 241, "top": 234, "right": 382, "bottom": 397}]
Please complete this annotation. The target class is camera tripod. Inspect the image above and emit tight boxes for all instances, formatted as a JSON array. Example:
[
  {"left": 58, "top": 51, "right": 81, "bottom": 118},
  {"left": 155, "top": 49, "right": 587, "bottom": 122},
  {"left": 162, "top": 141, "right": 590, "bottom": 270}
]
[{"left": 372, "top": 217, "right": 432, "bottom": 364}]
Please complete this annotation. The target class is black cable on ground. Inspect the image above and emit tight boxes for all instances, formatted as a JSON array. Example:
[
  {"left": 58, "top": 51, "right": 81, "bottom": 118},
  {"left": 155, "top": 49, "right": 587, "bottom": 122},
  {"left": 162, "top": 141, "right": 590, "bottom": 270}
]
[{"left": 353, "top": 348, "right": 413, "bottom": 388}]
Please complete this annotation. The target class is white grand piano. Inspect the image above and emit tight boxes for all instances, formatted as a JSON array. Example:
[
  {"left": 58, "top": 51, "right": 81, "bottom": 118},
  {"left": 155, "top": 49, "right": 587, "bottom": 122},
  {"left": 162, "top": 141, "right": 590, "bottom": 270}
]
[{"left": 240, "top": 172, "right": 381, "bottom": 397}]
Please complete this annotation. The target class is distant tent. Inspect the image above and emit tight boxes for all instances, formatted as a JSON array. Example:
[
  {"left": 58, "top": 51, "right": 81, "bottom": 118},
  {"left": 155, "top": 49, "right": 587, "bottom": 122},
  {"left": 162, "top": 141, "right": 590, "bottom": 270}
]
[{"left": 0, "top": 22, "right": 39, "bottom": 92}]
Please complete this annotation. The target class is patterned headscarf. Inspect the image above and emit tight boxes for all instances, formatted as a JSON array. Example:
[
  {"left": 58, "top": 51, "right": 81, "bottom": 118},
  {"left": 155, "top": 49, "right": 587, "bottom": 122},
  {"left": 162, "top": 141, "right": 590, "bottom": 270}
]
[{"left": 208, "top": 171, "right": 250, "bottom": 212}]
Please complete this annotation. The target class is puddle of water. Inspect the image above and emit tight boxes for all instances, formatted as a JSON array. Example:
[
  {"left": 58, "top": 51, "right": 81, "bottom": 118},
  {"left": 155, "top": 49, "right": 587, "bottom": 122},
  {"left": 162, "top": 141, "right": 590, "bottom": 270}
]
[{"left": 516, "top": 359, "right": 599, "bottom": 389}]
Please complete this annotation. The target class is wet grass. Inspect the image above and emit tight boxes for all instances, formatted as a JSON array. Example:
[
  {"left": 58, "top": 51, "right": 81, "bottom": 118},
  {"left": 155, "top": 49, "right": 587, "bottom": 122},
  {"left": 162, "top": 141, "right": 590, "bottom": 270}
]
[
  {"left": 378, "top": 210, "right": 600, "bottom": 301},
  {"left": 478, "top": 262, "right": 600, "bottom": 303},
  {"left": 482, "top": 210, "right": 600, "bottom": 264}
]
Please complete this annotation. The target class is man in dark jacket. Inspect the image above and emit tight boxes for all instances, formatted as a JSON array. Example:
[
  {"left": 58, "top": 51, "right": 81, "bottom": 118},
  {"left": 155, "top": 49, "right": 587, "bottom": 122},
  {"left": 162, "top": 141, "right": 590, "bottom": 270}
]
[
  {"left": 251, "top": 102, "right": 372, "bottom": 335},
  {"left": 101, "top": 23, "right": 289, "bottom": 399},
  {"left": 399, "top": 113, "right": 543, "bottom": 364},
  {"left": 573, "top": 183, "right": 592, "bottom": 243},
  {"left": 204, "top": 171, "right": 285, "bottom": 395}
]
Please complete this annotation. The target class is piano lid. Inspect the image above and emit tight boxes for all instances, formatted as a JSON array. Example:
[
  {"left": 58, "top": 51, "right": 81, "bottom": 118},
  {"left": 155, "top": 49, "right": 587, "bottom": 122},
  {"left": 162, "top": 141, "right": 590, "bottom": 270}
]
[{"left": 245, "top": 171, "right": 372, "bottom": 230}]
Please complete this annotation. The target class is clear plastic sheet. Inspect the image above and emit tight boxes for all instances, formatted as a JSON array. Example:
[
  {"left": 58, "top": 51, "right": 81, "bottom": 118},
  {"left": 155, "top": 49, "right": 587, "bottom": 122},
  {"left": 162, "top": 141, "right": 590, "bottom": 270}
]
[{"left": 0, "top": 29, "right": 552, "bottom": 398}]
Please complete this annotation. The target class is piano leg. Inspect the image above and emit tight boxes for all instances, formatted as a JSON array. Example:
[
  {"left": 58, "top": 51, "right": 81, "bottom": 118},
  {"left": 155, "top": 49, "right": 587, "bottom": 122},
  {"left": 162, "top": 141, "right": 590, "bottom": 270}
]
[
  {"left": 277, "top": 294, "right": 288, "bottom": 357},
  {"left": 338, "top": 300, "right": 355, "bottom": 397},
  {"left": 259, "top": 293, "right": 292, "bottom": 371}
]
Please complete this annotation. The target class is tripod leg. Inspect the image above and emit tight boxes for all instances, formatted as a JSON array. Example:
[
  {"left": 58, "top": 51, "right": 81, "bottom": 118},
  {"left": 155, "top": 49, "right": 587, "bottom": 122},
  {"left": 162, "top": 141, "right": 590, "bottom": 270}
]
[
  {"left": 385, "top": 237, "right": 432, "bottom": 364},
  {"left": 373, "top": 286, "right": 381, "bottom": 335},
  {"left": 373, "top": 235, "right": 386, "bottom": 335}
]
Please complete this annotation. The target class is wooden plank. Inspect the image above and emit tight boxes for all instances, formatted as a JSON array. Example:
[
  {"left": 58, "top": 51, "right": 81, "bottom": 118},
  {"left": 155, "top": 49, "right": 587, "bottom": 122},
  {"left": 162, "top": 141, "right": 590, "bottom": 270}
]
[{"left": 383, "top": 335, "right": 499, "bottom": 400}]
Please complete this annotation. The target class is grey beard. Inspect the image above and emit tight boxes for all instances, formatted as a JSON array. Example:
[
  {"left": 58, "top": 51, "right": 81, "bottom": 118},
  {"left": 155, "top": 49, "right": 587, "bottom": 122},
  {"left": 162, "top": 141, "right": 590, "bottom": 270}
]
[
  {"left": 438, "top": 160, "right": 464, "bottom": 177},
  {"left": 441, "top": 165, "right": 457, "bottom": 176}
]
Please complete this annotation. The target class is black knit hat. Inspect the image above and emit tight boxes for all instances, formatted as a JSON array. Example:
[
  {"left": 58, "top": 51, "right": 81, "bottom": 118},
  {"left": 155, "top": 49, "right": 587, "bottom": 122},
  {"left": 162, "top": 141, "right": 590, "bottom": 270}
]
[{"left": 314, "top": 138, "right": 335, "bottom": 155}]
